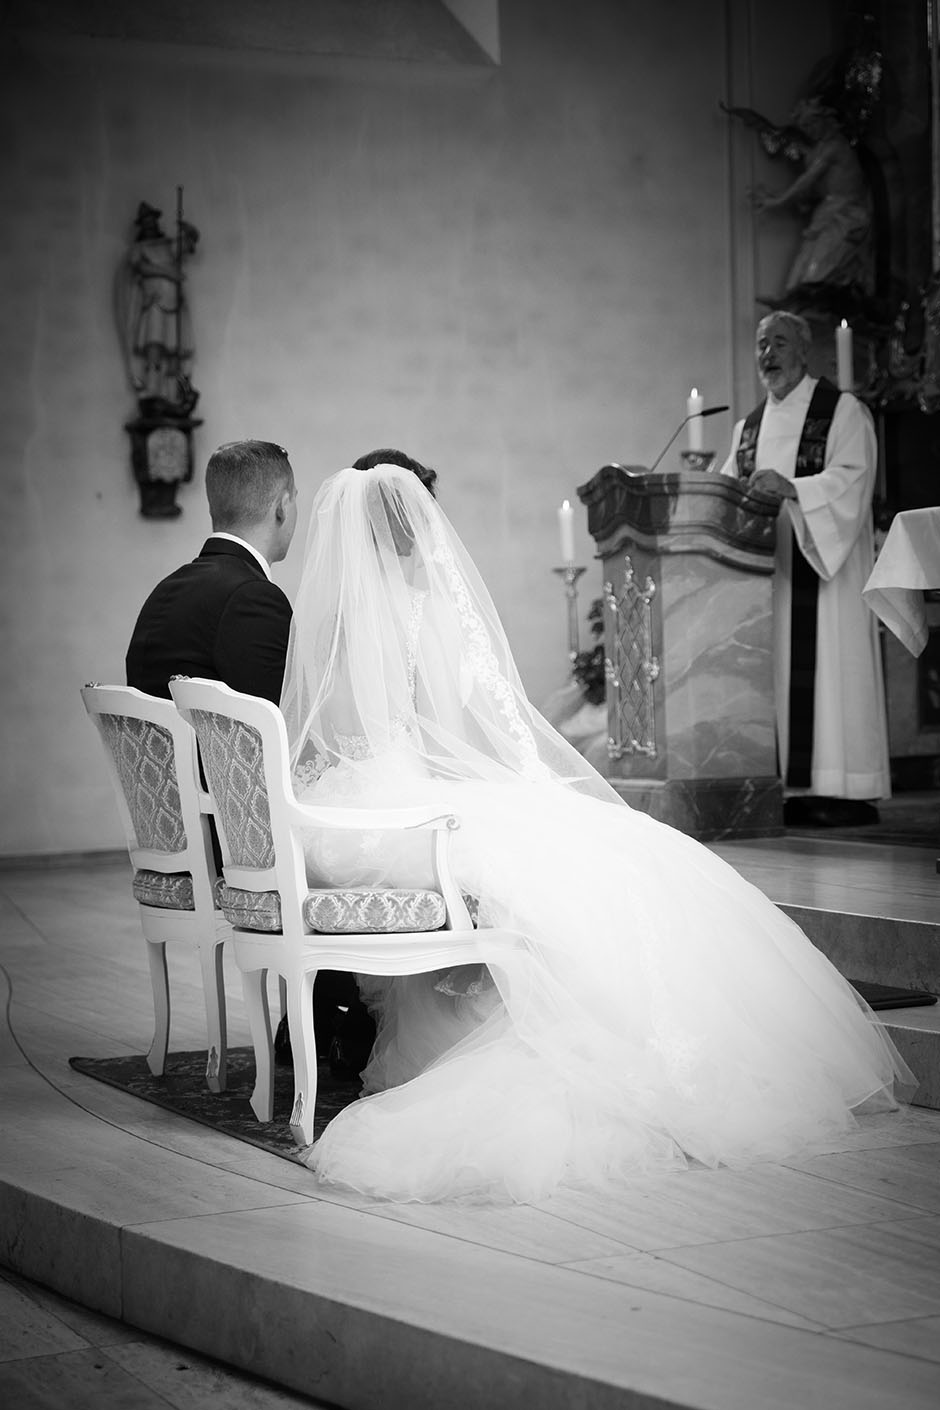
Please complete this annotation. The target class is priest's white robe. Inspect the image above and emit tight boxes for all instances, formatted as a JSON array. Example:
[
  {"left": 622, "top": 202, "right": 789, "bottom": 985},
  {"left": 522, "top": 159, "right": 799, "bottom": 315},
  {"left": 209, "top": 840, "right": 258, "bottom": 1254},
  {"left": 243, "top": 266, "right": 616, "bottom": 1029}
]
[{"left": 718, "top": 375, "right": 890, "bottom": 799}]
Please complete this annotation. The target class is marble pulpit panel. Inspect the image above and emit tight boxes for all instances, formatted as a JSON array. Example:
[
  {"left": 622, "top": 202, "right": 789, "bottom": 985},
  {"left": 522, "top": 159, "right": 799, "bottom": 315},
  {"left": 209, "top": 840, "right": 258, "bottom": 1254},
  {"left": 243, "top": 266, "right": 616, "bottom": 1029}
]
[
  {"left": 579, "top": 465, "right": 782, "bottom": 837},
  {"left": 658, "top": 554, "right": 776, "bottom": 778},
  {"left": 606, "top": 541, "right": 776, "bottom": 781}
]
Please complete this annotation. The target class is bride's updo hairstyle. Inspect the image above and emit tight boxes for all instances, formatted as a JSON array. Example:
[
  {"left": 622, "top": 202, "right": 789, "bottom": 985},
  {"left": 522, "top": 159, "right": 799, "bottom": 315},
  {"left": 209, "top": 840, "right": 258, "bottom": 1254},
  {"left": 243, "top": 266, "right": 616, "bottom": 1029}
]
[{"left": 352, "top": 447, "right": 438, "bottom": 499}]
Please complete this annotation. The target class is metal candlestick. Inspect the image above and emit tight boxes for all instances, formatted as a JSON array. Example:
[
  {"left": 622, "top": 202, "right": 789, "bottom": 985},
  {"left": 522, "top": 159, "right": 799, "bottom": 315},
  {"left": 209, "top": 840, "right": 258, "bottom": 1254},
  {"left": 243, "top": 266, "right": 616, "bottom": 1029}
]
[{"left": 552, "top": 564, "right": 587, "bottom": 660}]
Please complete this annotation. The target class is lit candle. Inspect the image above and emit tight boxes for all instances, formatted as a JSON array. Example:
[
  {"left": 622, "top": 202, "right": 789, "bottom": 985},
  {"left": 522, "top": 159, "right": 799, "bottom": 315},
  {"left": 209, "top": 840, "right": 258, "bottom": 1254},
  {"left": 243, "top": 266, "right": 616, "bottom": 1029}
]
[
  {"left": 558, "top": 500, "right": 575, "bottom": 563},
  {"left": 686, "top": 387, "right": 704, "bottom": 451},
  {"left": 836, "top": 319, "right": 853, "bottom": 391}
]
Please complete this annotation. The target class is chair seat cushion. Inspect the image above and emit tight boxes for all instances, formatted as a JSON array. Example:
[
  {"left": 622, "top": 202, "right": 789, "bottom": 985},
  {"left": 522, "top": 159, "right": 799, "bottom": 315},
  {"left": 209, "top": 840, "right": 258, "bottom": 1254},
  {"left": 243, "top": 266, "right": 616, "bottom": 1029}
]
[
  {"left": 220, "top": 884, "right": 447, "bottom": 934},
  {"left": 134, "top": 869, "right": 196, "bottom": 910},
  {"left": 133, "top": 870, "right": 224, "bottom": 911}
]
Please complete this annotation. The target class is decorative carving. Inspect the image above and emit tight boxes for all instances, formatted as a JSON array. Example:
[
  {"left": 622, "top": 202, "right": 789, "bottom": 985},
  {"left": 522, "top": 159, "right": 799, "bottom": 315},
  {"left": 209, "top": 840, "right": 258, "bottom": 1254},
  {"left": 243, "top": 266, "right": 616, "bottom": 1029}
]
[
  {"left": 116, "top": 189, "right": 203, "bottom": 518},
  {"left": 604, "top": 558, "right": 658, "bottom": 760},
  {"left": 725, "top": 8, "right": 940, "bottom": 419},
  {"left": 577, "top": 466, "right": 779, "bottom": 572}
]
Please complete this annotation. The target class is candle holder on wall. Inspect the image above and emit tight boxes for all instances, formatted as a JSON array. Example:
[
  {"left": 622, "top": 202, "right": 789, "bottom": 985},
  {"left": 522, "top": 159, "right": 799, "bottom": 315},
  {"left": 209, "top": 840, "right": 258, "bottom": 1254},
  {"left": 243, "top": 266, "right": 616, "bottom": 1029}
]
[
  {"left": 552, "top": 564, "right": 587, "bottom": 660},
  {"left": 679, "top": 450, "right": 717, "bottom": 472}
]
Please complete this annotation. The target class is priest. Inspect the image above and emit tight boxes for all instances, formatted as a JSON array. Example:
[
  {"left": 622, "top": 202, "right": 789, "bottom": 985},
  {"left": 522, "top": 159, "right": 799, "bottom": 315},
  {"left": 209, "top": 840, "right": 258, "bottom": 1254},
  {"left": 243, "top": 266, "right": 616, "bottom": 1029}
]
[{"left": 717, "top": 310, "right": 889, "bottom": 825}]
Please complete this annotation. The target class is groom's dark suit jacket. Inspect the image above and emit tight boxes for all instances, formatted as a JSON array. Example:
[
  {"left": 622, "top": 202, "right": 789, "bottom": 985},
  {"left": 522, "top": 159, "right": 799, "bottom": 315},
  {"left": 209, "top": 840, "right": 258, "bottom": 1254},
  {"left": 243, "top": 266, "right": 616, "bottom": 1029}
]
[
  {"left": 126, "top": 537, "right": 292, "bottom": 703},
  {"left": 126, "top": 536, "right": 364, "bottom": 1051}
]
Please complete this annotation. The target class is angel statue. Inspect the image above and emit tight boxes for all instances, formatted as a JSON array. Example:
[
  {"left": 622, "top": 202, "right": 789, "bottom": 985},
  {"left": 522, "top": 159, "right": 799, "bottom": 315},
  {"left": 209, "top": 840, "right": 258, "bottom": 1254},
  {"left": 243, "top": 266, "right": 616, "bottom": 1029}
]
[
  {"left": 748, "top": 96, "right": 875, "bottom": 303},
  {"left": 115, "top": 197, "right": 200, "bottom": 417}
]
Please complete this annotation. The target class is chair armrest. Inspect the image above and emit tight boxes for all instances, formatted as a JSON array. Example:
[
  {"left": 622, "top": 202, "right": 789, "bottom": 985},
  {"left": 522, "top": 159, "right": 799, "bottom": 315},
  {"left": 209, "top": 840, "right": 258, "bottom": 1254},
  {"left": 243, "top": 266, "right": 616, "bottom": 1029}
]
[{"left": 284, "top": 798, "right": 459, "bottom": 833}]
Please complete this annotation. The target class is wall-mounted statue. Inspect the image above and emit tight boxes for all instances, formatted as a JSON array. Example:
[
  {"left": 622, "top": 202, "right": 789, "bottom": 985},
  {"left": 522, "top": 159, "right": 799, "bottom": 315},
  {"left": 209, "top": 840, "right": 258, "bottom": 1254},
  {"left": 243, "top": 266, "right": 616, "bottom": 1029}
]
[
  {"left": 722, "top": 13, "right": 886, "bottom": 323},
  {"left": 750, "top": 97, "right": 875, "bottom": 306},
  {"left": 115, "top": 191, "right": 203, "bottom": 518}
]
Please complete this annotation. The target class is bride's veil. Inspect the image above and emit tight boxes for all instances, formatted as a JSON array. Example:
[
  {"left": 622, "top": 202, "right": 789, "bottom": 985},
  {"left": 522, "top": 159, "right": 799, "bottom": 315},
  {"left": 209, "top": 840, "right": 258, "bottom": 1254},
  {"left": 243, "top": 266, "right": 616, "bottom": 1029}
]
[{"left": 280, "top": 463, "right": 618, "bottom": 803}]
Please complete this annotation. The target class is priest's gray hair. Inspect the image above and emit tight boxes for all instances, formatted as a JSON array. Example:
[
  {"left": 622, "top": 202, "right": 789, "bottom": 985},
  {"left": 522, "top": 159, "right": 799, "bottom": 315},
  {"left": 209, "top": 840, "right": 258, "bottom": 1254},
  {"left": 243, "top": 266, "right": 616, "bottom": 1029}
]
[{"left": 757, "top": 310, "right": 812, "bottom": 361}]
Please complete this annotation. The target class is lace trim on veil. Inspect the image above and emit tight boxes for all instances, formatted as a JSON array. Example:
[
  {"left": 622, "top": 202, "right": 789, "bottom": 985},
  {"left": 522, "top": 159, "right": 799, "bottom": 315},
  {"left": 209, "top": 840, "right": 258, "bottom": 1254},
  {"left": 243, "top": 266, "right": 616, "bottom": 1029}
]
[{"left": 429, "top": 527, "right": 547, "bottom": 781}]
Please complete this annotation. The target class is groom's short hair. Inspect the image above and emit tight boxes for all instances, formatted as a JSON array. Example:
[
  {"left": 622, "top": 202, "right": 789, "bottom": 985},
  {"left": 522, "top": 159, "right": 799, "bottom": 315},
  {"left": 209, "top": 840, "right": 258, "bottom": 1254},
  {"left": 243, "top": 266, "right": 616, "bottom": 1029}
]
[
  {"left": 206, "top": 441, "right": 294, "bottom": 530},
  {"left": 353, "top": 447, "right": 438, "bottom": 498}
]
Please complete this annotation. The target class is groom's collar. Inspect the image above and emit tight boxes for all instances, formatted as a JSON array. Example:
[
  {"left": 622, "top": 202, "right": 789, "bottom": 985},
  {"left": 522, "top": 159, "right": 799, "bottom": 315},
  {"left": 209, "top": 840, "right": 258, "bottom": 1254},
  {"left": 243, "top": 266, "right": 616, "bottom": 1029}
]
[{"left": 205, "top": 532, "right": 273, "bottom": 581}]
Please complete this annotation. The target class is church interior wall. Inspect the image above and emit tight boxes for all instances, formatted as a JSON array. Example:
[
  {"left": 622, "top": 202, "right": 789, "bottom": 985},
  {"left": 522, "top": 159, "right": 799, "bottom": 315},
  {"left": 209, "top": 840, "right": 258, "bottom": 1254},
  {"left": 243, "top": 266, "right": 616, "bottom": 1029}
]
[{"left": 0, "top": 0, "right": 835, "bottom": 855}]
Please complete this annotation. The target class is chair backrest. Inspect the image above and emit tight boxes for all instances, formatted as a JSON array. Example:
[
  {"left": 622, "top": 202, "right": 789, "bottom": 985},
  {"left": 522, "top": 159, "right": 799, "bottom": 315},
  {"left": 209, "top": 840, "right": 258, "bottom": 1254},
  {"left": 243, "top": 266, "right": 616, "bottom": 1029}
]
[
  {"left": 81, "top": 684, "right": 215, "bottom": 888},
  {"left": 169, "top": 678, "right": 293, "bottom": 875},
  {"left": 171, "top": 677, "right": 473, "bottom": 935}
]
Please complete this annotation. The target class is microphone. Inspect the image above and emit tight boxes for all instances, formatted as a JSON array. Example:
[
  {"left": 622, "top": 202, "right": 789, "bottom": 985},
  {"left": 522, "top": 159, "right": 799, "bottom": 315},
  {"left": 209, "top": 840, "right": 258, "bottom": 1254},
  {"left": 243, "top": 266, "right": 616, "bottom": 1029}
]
[{"left": 648, "top": 405, "right": 729, "bottom": 472}]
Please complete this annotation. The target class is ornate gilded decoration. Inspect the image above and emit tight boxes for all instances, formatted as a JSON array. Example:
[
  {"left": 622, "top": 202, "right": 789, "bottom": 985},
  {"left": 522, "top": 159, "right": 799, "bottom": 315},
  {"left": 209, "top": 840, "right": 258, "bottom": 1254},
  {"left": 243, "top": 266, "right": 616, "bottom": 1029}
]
[{"left": 604, "top": 557, "right": 659, "bottom": 761}]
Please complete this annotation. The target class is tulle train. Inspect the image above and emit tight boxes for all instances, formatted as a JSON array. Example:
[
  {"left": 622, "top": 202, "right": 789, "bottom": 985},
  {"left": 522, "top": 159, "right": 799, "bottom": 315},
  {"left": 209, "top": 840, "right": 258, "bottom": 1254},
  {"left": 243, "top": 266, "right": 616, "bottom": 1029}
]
[{"left": 302, "top": 771, "right": 913, "bottom": 1204}]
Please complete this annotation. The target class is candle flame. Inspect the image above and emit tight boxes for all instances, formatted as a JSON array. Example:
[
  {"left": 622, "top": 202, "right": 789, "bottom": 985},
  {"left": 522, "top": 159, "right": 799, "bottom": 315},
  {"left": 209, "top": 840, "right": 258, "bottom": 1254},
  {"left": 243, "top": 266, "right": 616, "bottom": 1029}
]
[
  {"left": 562, "top": 499, "right": 570, "bottom": 510},
  {"left": 691, "top": 387, "right": 698, "bottom": 397},
  {"left": 840, "top": 319, "right": 848, "bottom": 329}
]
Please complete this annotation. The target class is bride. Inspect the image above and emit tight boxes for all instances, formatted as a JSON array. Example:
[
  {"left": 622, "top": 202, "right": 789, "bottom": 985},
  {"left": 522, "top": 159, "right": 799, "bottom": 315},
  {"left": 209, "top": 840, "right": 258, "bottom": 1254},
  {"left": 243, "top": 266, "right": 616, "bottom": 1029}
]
[{"left": 280, "top": 457, "right": 913, "bottom": 1204}]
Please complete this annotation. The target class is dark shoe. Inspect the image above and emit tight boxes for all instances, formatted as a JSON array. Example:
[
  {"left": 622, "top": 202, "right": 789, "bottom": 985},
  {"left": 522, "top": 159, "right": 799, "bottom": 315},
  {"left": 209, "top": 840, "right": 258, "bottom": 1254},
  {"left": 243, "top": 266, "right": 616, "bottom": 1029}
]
[
  {"left": 328, "top": 1002, "right": 377, "bottom": 1081},
  {"left": 274, "top": 1013, "right": 292, "bottom": 1067},
  {"left": 274, "top": 1010, "right": 342, "bottom": 1066},
  {"left": 784, "top": 795, "right": 880, "bottom": 828}
]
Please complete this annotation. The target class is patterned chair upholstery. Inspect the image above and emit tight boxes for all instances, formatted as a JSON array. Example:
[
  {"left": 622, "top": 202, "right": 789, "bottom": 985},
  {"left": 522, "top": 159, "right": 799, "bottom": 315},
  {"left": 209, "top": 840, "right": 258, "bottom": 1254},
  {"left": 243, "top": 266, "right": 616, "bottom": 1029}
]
[
  {"left": 188, "top": 705, "right": 453, "bottom": 936},
  {"left": 220, "top": 884, "right": 447, "bottom": 934},
  {"left": 171, "top": 677, "right": 527, "bottom": 1147},
  {"left": 134, "top": 871, "right": 226, "bottom": 911},
  {"left": 82, "top": 685, "right": 233, "bottom": 1092}
]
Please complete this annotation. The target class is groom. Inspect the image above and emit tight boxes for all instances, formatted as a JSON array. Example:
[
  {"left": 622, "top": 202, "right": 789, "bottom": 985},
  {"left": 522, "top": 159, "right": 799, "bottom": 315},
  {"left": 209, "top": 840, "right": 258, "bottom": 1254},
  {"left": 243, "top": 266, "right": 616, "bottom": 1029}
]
[
  {"left": 126, "top": 440, "right": 296, "bottom": 702},
  {"left": 126, "top": 439, "right": 365, "bottom": 1073}
]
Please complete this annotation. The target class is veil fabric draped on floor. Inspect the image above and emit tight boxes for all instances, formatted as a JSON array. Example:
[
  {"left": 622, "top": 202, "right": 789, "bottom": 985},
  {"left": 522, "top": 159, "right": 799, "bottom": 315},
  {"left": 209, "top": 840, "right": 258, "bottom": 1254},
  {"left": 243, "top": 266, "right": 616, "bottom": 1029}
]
[{"left": 279, "top": 465, "right": 913, "bottom": 1204}]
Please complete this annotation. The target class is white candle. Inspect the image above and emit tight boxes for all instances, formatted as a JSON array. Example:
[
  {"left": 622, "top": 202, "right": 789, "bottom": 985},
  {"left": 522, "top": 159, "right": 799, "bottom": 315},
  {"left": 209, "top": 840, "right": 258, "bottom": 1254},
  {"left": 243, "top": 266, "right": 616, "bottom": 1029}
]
[
  {"left": 836, "top": 320, "right": 853, "bottom": 391},
  {"left": 686, "top": 387, "right": 704, "bottom": 451},
  {"left": 558, "top": 500, "right": 575, "bottom": 563}
]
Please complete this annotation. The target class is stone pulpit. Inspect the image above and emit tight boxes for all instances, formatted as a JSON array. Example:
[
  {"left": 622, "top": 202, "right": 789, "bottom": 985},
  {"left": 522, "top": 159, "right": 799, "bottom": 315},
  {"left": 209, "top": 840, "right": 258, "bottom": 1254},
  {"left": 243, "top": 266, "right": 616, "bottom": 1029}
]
[{"left": 576, "top": 465, "right": 783, "bottom": 839}]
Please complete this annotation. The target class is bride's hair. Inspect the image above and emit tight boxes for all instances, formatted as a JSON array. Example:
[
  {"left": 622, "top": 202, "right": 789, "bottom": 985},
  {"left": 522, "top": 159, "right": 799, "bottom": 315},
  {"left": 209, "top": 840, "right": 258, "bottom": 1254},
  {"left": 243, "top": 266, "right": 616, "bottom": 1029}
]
[{"left": 352, "top": 447, "right": 438, "bottom": 498}]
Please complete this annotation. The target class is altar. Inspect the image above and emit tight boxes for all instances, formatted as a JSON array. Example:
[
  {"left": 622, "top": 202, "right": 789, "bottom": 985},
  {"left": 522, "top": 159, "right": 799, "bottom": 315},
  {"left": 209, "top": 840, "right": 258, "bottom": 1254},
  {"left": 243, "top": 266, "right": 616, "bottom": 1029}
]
[
  {"left": 863, "top": 507, "right": 940, "bottom": 658},
  {"left": 577, "top": 464, "right": 783, "bottom": 839}
]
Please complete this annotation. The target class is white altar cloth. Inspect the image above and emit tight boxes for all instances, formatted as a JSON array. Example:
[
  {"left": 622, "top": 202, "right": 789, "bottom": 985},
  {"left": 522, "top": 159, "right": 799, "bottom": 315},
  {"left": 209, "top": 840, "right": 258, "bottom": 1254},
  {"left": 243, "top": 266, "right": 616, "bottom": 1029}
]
[{"left": 863, "top": 507, "right": 940, "bottom": 657}]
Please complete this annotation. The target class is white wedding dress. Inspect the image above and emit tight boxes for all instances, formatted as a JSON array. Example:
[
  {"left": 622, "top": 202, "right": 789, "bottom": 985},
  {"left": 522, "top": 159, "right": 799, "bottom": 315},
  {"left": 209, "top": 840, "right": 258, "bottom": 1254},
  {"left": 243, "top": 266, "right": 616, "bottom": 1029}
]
[{"left": 283, "top": 466, "right": 914, "bottom": 1205}]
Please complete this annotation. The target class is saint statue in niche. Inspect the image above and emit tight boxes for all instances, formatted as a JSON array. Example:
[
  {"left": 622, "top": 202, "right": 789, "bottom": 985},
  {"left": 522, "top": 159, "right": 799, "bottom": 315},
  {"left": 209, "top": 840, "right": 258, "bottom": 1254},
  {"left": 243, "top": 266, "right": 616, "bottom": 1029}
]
[
  {"left": 116, "top": 199, "right": 200, "bottom": 417},
  {"left": 750, "top": 97, "right": 875, "bottom": 303},
  {"left": 115, "top": 193, "right": 202, "bottom": 519}
]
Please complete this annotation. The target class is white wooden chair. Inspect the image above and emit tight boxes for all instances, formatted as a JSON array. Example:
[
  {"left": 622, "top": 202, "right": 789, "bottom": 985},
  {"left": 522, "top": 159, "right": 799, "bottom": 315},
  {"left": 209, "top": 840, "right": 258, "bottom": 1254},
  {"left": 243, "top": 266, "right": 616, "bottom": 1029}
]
[
  {"left": 170, "top": 677, "right": 528, "bottom": 1147},
  {"left": 81, "top": 684, "right": 232, "bottom": 1091}
]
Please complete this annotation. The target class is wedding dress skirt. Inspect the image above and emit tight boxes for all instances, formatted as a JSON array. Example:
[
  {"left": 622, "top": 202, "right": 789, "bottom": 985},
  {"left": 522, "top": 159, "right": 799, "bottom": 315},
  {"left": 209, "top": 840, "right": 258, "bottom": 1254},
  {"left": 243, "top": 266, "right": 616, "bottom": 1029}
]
[{"left": 298, "top": 756, "right": 913, "bottom": 1205}]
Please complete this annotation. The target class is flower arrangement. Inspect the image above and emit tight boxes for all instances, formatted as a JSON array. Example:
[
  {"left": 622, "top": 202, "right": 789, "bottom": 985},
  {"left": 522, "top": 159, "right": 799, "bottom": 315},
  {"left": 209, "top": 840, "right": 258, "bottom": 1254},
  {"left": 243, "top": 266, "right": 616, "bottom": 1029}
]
[{"left": 570, "top": 597, "right": 606, "bottom": 705}]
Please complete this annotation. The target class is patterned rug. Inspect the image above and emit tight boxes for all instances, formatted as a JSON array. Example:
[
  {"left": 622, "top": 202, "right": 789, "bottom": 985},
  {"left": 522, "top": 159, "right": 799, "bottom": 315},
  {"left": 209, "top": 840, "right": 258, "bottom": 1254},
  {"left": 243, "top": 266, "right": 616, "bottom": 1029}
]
[
  {"left": 851, "top": 981, "right": 937, "bottom": 1011},
  {"left": 68, "top": 1048, "right": 362, "bottom": 1164}
]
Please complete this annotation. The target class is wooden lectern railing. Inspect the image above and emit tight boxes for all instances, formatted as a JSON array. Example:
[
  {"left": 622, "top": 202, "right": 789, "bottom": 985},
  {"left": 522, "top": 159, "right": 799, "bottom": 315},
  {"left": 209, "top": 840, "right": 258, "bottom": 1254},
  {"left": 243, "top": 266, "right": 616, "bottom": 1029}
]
[{"left": 577, "top": 464, "right": 783, "bottom": 840}]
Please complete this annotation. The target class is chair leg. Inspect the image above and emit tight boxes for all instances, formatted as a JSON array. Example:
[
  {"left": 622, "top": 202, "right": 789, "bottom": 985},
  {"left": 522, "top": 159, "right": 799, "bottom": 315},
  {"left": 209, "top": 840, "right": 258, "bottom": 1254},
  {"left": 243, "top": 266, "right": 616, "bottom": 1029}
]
[
  {"left": 287, "top": 969, "right": 318, "bottom": 1148},
  {"left": 200, "top": 941, "right": 228, "bottom": 1094},
  {"left": 145, "top": 940, "right": 170, "bottom": 1077},
  {"left": 241, "top": 967, "right": 274, "bottom": 1123}
]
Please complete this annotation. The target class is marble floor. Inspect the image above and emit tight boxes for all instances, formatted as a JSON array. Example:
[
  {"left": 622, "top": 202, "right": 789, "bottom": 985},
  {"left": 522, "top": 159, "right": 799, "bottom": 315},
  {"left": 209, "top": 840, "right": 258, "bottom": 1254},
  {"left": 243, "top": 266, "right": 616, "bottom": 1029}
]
[
  {"left": 1, "top": 847, "right": 940, "bottom": 1410},
  {"left": 0, "top": 1263, "right": 330, "bottom": 1409}
]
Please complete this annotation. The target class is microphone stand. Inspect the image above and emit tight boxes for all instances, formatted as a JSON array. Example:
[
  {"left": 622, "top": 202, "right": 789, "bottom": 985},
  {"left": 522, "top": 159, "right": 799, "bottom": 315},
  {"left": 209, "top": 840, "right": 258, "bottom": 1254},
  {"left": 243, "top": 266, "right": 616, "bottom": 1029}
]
[
  {"left": 648, "top": 405, "right": 730, "bottom": 473},
  {"left": 649, "top": 415, "right": 693, "bottom": 473}
]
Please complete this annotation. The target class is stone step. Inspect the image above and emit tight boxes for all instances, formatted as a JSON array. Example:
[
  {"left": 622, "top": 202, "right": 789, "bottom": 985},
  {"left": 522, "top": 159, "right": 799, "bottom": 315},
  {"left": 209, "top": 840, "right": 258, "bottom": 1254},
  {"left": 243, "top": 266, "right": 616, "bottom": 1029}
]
[
  {"left": 779, "top": 902, "right": 940, "bottom": 996},
  {"left": 777, "top": 902, "right": 940, "bottom": 1111},
  {"left": 880, "top": 1004, "right": 940, "bottom": 1110}
]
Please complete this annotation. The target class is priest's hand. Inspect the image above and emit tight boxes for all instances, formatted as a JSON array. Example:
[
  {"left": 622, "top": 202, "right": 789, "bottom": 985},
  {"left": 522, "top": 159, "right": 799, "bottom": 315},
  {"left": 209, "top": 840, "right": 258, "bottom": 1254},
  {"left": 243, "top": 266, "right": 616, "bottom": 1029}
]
[{"left": 748, "top": 469, "right": 797, "bottom": 501}]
